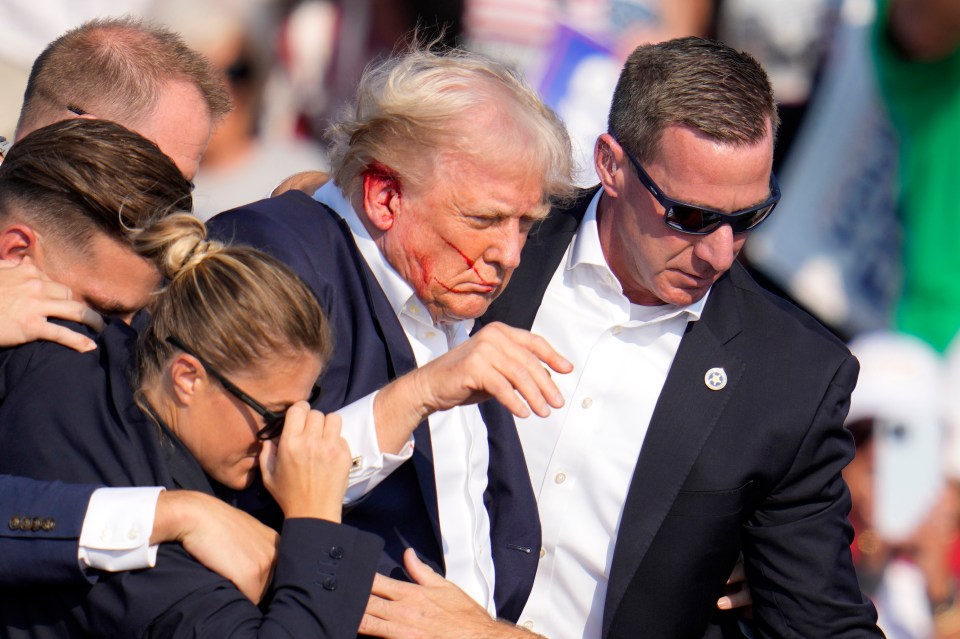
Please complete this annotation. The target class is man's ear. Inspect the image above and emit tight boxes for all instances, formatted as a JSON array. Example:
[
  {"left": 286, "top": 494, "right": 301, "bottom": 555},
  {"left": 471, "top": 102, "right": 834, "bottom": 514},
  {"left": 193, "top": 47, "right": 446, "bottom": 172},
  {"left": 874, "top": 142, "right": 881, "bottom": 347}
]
[
  {"left": 361, "top": 165, "right": 402, "bottom": 232},
  {"left": 0, "top": 224, "right": 39, "bottom": 263},
  {"left": 169, "top": 353, "right": 205, "bottom": 406},
  {"left": 595, "top": 134, "right": 625, "bottom": 199}
]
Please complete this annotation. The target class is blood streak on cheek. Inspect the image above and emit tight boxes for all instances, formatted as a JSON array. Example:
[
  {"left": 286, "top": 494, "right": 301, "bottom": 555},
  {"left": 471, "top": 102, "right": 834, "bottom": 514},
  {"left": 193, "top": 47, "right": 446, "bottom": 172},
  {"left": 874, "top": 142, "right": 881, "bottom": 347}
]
[{"left": 441, "top": 238, "right": 496, "bottom": 287}]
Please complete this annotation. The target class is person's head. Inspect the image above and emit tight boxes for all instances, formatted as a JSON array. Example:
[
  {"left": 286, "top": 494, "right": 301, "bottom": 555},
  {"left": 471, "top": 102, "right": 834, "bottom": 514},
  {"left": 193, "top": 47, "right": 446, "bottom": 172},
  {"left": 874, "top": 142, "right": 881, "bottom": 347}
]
[
  {"left": 596, "top": 36, "right": 780, "bottom": 307},
  {"left": 0, "top": 118, "right": 194, "bottom": 320},
  {"left": 134, "top": 214, "right": 331, "bottom": 490},
  {"left": 16, "top": 17, "right": 231, "bottom": 181},
  {"left": 326, "top": 45, "right": 574, "bottom": 323}
]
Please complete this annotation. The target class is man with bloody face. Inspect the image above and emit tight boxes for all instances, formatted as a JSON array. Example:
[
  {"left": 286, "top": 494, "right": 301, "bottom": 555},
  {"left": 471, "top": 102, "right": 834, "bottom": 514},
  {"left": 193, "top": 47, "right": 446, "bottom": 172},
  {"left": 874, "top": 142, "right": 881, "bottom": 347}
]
[{"left": 207, "top": 46, "right": 575, "bottom": 622}]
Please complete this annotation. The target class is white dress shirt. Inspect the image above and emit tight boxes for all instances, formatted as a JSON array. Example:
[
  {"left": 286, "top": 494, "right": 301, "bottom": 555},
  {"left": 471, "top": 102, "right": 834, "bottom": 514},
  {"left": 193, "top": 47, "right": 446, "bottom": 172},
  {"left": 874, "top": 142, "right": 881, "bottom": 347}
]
[
  {"left": 78, "top": 486, "right": 163, "bottom": 572},
  {"left": 315, "top": 183, "right": 497, "bottom": 614},
  {"left": 515, "top": 190, "right": 707, "bottom": 638}
]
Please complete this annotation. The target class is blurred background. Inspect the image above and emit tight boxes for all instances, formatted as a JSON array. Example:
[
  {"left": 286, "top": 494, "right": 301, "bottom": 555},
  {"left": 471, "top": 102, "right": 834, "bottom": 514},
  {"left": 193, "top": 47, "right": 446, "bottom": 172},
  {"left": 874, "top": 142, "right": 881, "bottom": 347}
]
[{"left": 1, "top": 0, "right": 958, "bottom": 636}]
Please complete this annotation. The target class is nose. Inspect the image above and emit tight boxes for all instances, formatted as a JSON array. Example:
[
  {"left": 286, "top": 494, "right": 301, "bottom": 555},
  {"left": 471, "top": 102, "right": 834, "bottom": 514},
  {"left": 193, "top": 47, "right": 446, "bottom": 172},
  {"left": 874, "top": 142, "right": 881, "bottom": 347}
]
[
  {"left": 692, "top": 223, "right": 737, "bottom": 273},
  {"left": 487, "top": 219, "right": 525, "bottom": 271}
]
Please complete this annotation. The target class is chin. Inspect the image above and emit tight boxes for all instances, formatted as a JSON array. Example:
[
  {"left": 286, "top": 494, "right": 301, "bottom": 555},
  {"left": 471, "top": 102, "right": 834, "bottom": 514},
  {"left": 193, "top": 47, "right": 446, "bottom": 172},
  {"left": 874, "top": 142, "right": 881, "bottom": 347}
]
[{"left": 221, "top": 471, "right": 257, "bottom": 491}]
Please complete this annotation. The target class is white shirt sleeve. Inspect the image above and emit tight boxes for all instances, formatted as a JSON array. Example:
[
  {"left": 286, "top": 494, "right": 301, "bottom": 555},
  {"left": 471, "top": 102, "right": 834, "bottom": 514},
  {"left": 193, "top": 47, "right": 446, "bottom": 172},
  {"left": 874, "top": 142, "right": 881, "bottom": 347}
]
[
  {"left": 78, "top": 486, "right": 164, "bottom": 572},
  {"left": 335, "top": 390, "right": 414, "bottom": 503}
]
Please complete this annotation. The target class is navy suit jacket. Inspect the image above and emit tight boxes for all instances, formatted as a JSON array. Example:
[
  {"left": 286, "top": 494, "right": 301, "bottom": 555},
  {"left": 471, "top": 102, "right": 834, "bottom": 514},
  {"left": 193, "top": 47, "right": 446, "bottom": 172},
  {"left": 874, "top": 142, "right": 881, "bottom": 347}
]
[
  {"left": 0, "top": 474, "right": 97, "bottom": 586},
  {"left": 477, "top": 189, "right": 882, "bottom": 638},
  {"left": 0, "top": 320, "right": 381, "bottom": 638},
  {"left": 208, "top": 191, "right": 541, "bottom": 621}
]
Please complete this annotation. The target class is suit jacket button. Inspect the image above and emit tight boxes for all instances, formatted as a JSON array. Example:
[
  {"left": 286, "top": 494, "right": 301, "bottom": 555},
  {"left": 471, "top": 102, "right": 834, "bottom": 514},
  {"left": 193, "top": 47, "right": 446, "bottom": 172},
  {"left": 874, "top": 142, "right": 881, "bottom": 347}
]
[
  {"left": 329, "top": 546, "right": 344, "bottom": 560},
  {"left": 18, "top": 517, "right": 32, "bottom": 531},
  {"left": 41, "top": 518, "right": 56, "bottom": 532},
  {"left": 8, "top": 516, "right": 20, "bottom": 530},
  {"left": 31, "top": 517, "right": 44, "bottom": 531},
  {"left": 322, "top": 576, "right": 338, "bottom": 591}
]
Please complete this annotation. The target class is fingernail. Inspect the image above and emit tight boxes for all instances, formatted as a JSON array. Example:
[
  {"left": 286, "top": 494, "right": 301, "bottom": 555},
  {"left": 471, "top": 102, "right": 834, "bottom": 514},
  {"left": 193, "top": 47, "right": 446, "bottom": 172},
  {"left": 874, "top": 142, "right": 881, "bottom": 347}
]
[{"left": 717, "top": 597, "right": 731, "bottom": 610}]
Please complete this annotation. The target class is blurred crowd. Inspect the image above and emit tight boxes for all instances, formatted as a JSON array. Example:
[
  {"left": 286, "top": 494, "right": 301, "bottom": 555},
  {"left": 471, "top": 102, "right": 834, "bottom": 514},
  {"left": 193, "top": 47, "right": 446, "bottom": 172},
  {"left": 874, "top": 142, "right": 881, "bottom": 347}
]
[{"left": 1, "top": 0, "right": 958, "bottom": 636}]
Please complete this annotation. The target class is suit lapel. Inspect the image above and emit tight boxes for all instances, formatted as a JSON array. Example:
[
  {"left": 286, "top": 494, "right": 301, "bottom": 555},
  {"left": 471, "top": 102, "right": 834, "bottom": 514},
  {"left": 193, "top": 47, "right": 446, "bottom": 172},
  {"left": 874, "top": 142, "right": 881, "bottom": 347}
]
[
  {"left": 602, "top": 270, "right": 744, "bottom": 637},
  {"left": 331, "top": 213, "right": 442, "bottom": 552}
]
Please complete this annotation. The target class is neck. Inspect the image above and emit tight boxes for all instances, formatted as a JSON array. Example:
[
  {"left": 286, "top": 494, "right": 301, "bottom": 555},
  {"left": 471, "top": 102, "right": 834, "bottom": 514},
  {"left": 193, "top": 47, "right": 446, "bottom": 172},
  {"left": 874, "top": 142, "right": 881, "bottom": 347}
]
[{"left": 139, "top": 380, "right": 180, "bottom": 438}]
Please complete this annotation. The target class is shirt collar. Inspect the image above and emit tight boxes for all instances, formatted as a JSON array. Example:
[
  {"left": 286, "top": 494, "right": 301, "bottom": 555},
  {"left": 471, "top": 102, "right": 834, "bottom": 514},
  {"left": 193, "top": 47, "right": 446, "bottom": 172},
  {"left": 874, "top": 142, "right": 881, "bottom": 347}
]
[{"left": 568, "top": 189, "right": 709, "bottom": 323}]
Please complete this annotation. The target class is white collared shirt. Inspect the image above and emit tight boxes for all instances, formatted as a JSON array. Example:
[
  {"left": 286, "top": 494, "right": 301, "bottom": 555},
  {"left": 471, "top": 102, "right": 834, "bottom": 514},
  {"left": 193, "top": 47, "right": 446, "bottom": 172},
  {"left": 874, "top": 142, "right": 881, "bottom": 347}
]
[
  {"left": 515, "top": 190, "right": 707, "bottom": 638},
  {"left": 78, "top": 486, "right": 163, "bottom": 572},
  {"left": 315, "top": 183, "right": 497, "bottom": 614}
]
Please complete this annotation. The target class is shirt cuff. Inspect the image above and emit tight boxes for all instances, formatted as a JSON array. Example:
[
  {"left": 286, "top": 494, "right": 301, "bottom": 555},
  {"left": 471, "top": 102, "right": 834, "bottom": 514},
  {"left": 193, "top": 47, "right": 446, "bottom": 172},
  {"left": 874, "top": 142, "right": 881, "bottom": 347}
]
[
  {"left": 336, "top": 390, "right": 414, "bottom": 503},
  {"left": 78, "top": 486, "right": 164, "bottom": 572}
]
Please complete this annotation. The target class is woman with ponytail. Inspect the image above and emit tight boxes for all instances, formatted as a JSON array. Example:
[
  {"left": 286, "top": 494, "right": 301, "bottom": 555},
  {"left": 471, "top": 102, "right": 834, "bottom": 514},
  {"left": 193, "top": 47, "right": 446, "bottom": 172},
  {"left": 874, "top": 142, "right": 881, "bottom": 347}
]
[{"left": 0, "top": 213, "right": 381, "bottom": 638}]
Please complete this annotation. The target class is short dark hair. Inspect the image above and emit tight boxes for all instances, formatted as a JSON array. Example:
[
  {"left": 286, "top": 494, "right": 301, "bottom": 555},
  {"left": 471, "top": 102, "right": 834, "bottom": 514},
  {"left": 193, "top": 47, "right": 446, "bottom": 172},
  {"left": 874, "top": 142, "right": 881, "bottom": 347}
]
[
  {"left": 0, "top": 118, "right": 193, "bottom": 252},
  {"left": 16, "top": 16, "right": 231, "bottom": 137},
  {"left": 608, "top": 37, "right": 779, "bottom": 163}
]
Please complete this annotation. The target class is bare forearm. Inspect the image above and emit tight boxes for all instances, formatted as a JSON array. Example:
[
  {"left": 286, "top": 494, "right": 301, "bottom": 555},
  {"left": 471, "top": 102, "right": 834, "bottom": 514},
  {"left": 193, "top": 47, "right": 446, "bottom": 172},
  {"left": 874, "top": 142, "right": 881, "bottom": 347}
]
[{"left": 372, "top": 368, "right": 437, "bottom": 454}]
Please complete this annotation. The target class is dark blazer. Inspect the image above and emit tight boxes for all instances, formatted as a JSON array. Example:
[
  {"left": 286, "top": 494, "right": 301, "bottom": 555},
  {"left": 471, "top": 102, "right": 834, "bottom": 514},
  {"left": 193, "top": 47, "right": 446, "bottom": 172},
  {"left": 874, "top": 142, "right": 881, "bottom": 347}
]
[
  {"left": 208, "top": 191, "right": 541, "bottom": 622},
  {"left": 477, "top": 188, "right": 882, "bottom": 638},
  {"left": 0, "top": 474, "right": 97, "bottom": 586},
  {"left": 0, "top": 320, "right": 381, "bottom": 638}
]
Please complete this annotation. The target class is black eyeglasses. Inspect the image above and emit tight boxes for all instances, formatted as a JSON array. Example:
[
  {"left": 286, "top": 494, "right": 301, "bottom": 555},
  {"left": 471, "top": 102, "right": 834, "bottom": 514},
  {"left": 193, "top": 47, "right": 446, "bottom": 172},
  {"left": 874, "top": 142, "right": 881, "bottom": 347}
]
[
  {"left": 165, "top": 336, "right": 321, "bottom": 440},
  {"left": 621, "top": 146, "right": 780, "bottom": 235}
]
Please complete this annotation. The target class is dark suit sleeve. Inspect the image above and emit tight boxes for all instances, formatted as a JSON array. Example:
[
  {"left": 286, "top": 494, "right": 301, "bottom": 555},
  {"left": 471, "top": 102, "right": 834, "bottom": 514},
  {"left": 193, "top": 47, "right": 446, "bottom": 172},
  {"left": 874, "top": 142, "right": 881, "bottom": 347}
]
[
  {"left": 0, "top": 474, "right": 97, "bottom": 586},
  {"left": 0, "top": 332, "right": 383, "bottom": 638},
  {"left": 742, "top": 354, "right": 882, "bottom": 637}
]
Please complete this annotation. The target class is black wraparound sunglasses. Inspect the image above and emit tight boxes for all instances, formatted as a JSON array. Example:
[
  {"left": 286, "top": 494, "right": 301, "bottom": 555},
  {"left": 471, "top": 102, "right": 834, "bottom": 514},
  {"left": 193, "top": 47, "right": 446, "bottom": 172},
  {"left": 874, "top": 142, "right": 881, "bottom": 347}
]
[
  {"left": 165, "top": 336, "right": 321, "bottom": 440},
  {"left": 621, "top": 145, "right": 780, "bottom": 235}
]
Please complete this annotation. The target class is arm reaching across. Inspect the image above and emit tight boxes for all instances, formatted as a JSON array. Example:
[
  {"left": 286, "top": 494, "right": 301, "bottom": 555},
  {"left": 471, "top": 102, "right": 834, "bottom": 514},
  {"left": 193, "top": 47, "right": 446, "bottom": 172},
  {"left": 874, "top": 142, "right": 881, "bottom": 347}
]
[
  {"left": 150, "top": 490, "right": 279, "bottom": 604},
  {"left": 0, "top": 261, "right": 103, "bottom": 351},
  {"left": 372, "top": 322, "right": 572, "bottom": 454},
  {"left": 361, "top": 549, "right": 541, "bottom": 639},
  {"left": 271, "top": 171, "right": 329, "bottom": 197}
]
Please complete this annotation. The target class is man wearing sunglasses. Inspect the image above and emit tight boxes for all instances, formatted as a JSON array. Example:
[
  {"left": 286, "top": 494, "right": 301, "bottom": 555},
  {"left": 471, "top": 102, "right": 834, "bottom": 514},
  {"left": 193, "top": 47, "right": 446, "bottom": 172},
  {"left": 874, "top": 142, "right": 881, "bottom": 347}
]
[
  {"left": 361, "top": 37, "right": 882, "bottom": 639},
  {"left": 476, "top": 36, "right": 879, "bottom": 638}
]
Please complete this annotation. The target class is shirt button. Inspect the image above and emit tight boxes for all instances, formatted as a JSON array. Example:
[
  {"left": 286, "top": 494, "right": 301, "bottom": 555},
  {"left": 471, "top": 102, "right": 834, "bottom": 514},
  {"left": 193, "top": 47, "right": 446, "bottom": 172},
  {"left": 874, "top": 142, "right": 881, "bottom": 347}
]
[
  {"left": 425, "top": 331, "right": 436, "bottom": 339},
  {"left": 581, "top": 397, "right": 593, "bottom": 409},
  {"left": 127, "top": 527, "right": 140, "bottom": 541},
  {"left": 329, "top": 546, "right": 345, "bottom": 559},
  {"left": 612, "top": 326, "right": 623, "bottom": 335},
  {"left": 99, "top": 529, "right": 112, "bottom": 542},
  {"left": 408, "top": 305, "right": 419, "bottom": 315},
  {"left": 539, "top": 547, "right": 546, "bottom": 558},
  {"left": 521, "top": 620, "right": 535, "bottom": 630},
  {"left": 322, "top": 575, "right": 338, "bottom": 591},
  {"left": 555, "top": 472, "right": 567, "bottom": 484}
]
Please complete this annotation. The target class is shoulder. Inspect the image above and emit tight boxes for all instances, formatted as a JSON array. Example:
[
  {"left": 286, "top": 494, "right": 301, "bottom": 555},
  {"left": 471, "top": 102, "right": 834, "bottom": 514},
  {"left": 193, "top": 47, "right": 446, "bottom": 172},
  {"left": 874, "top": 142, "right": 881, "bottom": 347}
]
[
  {"left": 208, "top": 191, "right": 338, "bottom": 245},
  {"left": 207, "top": 192, "right": 354, "bottom": 296},
  {"left": 0, "top": 320, "right": 105, "bottom": 401},
  {"left": 714, "top": 264, "right": 855, "bottom": 393}
]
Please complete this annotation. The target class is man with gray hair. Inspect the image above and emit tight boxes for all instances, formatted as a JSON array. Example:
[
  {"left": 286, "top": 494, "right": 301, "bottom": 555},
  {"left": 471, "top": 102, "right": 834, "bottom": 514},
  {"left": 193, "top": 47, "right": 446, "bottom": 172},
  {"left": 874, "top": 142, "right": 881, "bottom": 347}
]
[{"left": 208, "top": 44, "right": 574, "bottom": 622}]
